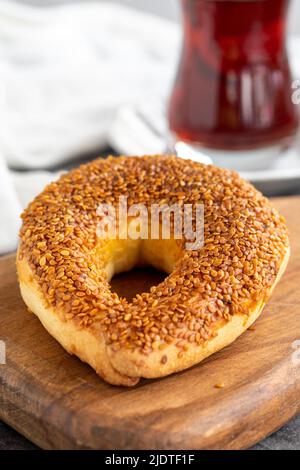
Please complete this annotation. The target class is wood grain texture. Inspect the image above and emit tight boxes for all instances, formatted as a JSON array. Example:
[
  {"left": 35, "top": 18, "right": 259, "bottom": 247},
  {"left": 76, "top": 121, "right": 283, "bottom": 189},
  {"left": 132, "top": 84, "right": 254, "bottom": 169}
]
[{"left": 0, "top": 196, "right": 300, "bottom": 450}]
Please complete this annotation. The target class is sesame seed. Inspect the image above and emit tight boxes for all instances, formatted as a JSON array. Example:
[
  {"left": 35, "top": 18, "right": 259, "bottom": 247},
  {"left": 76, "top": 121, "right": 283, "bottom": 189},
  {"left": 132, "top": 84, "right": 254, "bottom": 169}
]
[
  {"left": 60, "top": 250, "right": 70, "bottom": 257},
  {"left": 39, "top": 256, "right": 46, "bottom": 267},
  {"left": 76, "top": 291, "right": 85, "bottom": 297},
  {"left": 161, "top": 355, "right": 168, "bottom": 364},
  {"left": 214, "top": 383, "right": 225, "bottom": 389}
]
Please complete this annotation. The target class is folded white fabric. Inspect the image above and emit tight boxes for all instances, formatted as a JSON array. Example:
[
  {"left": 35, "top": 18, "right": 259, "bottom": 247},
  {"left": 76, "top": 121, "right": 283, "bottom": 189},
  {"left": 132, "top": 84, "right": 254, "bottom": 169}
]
[
  {"left": 0, "top": 155, "right": 21, "bottom": 253},
  {"left": 0, "top": 0, "right": 179, "bottom": 254},
  {"left": 0, "top": 0, "right": 179, "bottom": 169}
]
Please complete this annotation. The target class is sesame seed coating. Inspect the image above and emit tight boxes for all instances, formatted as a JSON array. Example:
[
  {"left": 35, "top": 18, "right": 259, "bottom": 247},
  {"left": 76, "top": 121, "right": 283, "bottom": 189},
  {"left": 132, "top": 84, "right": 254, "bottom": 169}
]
[{"left": 19, "top": 155, "right": 289, "bottom": 355}]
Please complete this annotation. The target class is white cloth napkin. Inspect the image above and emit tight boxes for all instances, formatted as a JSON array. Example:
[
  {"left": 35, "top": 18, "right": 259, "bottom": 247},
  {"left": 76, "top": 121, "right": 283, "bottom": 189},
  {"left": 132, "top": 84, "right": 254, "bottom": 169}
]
[{"left": 0, "top": 0, "right": 179, "bottom": 254}]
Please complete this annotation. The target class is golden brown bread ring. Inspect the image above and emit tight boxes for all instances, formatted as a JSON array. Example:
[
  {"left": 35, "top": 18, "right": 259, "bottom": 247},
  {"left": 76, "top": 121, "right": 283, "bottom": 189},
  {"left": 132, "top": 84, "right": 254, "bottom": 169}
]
[{"left": 17, "top": 155, "right": 290, "bottom": 386}]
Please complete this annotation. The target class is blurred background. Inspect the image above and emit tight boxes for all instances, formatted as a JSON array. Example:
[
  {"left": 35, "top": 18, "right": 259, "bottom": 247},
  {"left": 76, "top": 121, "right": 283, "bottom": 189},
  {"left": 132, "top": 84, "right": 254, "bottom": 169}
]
[{"left": 15, "top": 0, "right": 300, "bottom": 32}]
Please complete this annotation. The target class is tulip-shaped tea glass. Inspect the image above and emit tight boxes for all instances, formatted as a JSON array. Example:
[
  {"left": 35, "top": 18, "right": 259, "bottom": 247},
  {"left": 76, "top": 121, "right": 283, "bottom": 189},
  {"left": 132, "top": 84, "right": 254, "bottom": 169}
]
[{"left": 168, "top": 0, "right": 299, "bottom": 169}]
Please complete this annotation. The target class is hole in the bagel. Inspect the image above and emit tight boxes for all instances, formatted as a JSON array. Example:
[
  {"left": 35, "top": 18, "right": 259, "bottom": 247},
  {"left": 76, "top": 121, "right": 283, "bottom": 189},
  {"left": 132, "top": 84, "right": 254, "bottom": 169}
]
[
  {"left": 101, "top": 238, "right": 183, "bottom": 301},
  {"left": 110, "top": 267, "right": 167, "bottom": 302}
]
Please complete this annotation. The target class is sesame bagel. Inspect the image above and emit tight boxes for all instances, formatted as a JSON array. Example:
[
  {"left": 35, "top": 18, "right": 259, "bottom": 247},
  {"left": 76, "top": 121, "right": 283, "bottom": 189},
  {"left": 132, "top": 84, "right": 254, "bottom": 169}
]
[{"left": 17, "top": 155, "right": 290, "bottom": 386}]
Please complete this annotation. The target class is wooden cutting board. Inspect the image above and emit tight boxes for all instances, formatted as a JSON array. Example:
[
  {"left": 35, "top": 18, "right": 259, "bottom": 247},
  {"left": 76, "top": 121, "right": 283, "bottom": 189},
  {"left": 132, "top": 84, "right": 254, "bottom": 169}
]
[{"left": 0, "top": 196, "right": 300, "bottom": 450}]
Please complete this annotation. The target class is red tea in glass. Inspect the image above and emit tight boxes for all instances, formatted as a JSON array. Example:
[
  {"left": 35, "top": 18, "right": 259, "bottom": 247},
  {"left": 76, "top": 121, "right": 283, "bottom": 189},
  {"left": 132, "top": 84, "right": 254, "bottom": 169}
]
[{"left": 168, "top": 0, "right": 299, "bottom": 166}]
